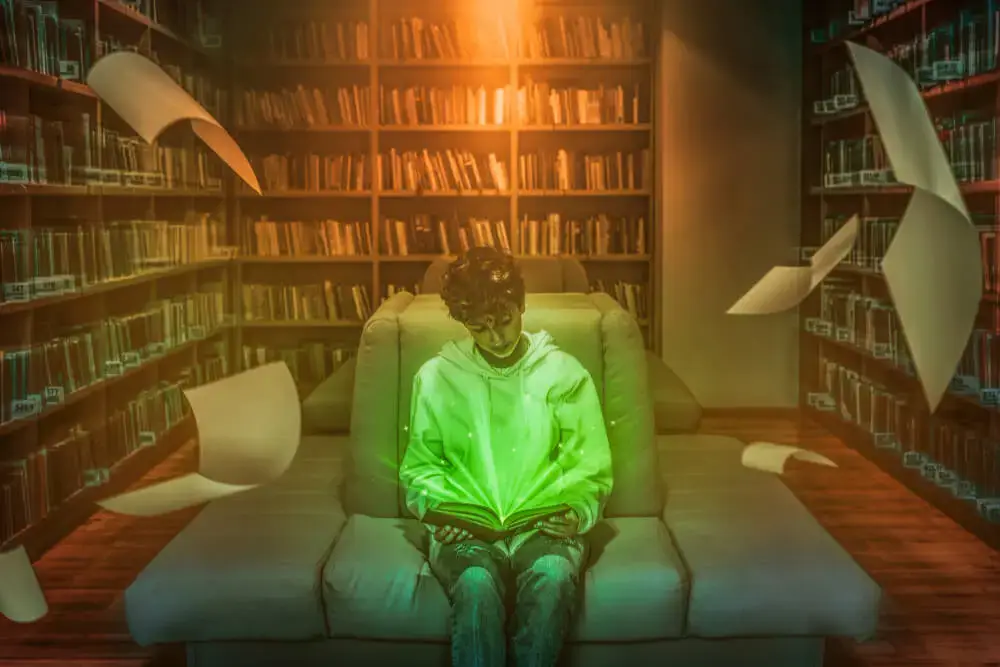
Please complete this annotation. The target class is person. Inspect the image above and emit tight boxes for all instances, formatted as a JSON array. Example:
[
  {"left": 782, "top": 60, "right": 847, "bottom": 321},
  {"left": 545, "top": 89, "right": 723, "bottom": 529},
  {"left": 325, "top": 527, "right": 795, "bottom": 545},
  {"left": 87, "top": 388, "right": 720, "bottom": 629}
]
[{"left": 399, "top": 246, "right": 613, "bottom": 667}]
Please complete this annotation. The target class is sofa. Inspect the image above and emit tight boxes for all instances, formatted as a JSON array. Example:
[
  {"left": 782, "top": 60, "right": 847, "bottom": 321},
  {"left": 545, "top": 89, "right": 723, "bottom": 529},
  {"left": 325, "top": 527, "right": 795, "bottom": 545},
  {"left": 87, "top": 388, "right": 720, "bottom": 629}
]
[
  {"left": 123, "top": 292, "right": 882, "bottom": 667},
  {"left": 303, "top": 256, "right": 703, "bottom": 435}
]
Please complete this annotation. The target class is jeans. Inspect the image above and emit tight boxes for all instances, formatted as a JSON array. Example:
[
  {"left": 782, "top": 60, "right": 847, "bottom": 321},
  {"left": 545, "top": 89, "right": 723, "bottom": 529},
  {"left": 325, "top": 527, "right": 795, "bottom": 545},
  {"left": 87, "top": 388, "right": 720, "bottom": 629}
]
[{"left": 428, "top": 531, "right": 588, "bottom": 667}]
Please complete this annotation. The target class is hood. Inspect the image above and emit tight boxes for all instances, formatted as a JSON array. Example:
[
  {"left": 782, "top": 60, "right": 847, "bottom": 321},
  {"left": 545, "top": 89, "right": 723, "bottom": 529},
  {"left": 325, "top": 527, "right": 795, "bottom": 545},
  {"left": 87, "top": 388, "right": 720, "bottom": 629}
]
[{"left": 438, "top": 330, "right": 557, "bottom": 378}]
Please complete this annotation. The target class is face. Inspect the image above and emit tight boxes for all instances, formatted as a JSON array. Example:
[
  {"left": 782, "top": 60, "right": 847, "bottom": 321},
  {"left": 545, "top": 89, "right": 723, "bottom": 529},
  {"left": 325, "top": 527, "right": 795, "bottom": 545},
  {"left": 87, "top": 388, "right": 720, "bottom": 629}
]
[{"left": 464, "top": 304, "right": 524, "bottom": 359}]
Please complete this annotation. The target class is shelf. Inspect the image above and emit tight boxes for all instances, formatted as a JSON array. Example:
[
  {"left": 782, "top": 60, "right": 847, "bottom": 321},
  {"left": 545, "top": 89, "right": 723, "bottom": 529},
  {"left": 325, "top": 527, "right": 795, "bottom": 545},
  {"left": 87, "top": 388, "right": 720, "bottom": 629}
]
[
  {"left": 0, "top": 327, "right": 229, "bottom": 440},
  {"left": 378, "top": 190, "right": 509, "bottom": 197},
  {"left": 811, "top": 0, "right": 932, "bottom": 55},
  {"left": 0, "top": 414, "right": 196, "bottom": 561},
  {"left": 376, "top": 59, "right": 510, "bottom": 67},
  {"left": 235, "top": 125, "right": 370, "bottom": 133},
  {"left": 517, "top": 58, "right": 652, "bottom": 66},
  {"left": 824, "top": 263, "right": 1000, "bottom": 303},
  {"left": 0, "top": 183, "right": 224, "bottom": 197},
  {"left": 378, "top": 125, "right": 511, "bottom": 132},
  {"left": 0, "top": 65, "right": 95, "bottom": 97},
  {"left": 378, "top": 254, "right": 651, "bottom": 263},
  {"left": 809, "top": 180, "right": 1000, "bottom": 196},
  {"left": 240, "top": 190, "right": 372, "bottom": 198},
  {"left": 97, "top": 0, "right": 214, "bottom": 58},
  {"left": 241, "top": 321, "right": 364, "bottom": 329},
  {"left": 811, "top": 69, "right": 1000, "bottom": 126},
  {"left": 0, "top": 259, "right": 232, "bottom": 316},
  {"left": 239, "top": 256, "right": 375, "bottom": 264},
  {"left": 805, "top": 406, "right": 1000, "bottom": 551},
  {"left": 235, "top": 59, "right": 370, "bottom": 68},
  {"left": 520, "top": 189, "right": 650, "bottom": 197},
  {"left": 519, "top": 124, "right": 652, "bottom": 132}
]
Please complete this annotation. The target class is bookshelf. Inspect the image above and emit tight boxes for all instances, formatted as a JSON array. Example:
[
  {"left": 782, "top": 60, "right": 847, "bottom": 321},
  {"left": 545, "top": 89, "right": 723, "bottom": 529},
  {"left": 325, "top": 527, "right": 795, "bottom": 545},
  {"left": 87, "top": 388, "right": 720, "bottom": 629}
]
[
  {"left": 803, "top": 0, "right": 1000, "bottom": 549},
  {"left": 226, "top": 0, "right": 660, "bottom": 395},
  {"left": 0, "top": 0, "right": 230, "bottom": 560}
]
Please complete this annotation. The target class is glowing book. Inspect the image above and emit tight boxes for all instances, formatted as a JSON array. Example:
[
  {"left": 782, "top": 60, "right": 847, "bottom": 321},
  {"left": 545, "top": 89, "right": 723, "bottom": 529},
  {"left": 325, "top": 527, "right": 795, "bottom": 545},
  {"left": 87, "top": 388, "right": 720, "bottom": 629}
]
[{"left": 423, "top": 502, "right": 570, "bottom": 542}]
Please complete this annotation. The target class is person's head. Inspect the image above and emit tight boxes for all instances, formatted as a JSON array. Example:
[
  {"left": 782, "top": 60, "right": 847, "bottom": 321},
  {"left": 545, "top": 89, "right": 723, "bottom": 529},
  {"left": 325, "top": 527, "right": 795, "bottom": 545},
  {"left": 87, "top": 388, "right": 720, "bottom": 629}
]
[{"left": 441, "top": 246, "right": 525, "bottom": 359}]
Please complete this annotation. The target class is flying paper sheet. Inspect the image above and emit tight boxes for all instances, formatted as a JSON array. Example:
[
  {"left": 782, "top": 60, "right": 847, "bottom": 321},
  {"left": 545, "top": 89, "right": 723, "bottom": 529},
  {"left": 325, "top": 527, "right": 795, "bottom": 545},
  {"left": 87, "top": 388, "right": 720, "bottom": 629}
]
[
  {"left": 98, "top": 362, "right": 301, "bottom": 516},
  {"left": 86, "top": 51, "right": 261, "bottom": 194},
  {"left": 848, "top": 42, "right": 982, "bottom": 412},
  {"left": 741, "top": 442, "right": 837, "bottom": 474},
  {"left": 728, "top": 215, "right": 859, "bottom": 314},
  {"left": 0, "top": 546, "right": 48, "bottom": 623}
]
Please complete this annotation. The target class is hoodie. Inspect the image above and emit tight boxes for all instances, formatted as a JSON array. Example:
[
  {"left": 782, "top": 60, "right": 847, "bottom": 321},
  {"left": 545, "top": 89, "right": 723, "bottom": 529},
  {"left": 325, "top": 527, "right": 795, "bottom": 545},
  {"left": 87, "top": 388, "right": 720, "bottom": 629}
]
[{"left": 399, "top": 330, "right": 613, "bottom": 548}]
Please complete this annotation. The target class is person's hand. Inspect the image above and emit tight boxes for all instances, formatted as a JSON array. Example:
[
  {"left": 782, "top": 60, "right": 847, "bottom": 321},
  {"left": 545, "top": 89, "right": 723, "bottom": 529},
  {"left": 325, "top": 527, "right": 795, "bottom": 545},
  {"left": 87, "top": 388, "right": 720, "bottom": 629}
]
[
  {"left": 435, "top": 524, "right": 474, "bottom": 544},
  {"left": 537, "top": 509, "right": 579, "bottom": 538}
]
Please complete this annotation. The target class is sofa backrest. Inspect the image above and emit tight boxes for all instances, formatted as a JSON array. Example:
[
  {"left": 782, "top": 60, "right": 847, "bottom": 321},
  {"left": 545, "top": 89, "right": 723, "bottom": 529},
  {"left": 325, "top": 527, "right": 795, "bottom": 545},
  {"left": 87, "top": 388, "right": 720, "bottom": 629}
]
[
  {"left": 344, "top": 292, "right": 662, "bottom": 520},
  {"left": 420, "top": 255, "right": 590, "bottom": 294}
]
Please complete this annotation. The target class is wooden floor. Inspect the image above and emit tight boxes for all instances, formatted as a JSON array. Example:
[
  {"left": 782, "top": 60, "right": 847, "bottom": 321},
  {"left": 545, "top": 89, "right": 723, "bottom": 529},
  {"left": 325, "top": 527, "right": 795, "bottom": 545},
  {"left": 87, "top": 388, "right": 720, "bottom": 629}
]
[{"left": 2, "top": 414, "right": 1000, "bottom": 666}]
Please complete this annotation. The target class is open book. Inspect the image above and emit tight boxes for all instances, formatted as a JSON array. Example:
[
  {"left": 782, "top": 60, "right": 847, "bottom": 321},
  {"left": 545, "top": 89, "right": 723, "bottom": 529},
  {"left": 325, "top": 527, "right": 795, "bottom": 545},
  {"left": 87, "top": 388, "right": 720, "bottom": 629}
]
[{"left": 423, "top": 502, "right": 570, "bottom": 542}]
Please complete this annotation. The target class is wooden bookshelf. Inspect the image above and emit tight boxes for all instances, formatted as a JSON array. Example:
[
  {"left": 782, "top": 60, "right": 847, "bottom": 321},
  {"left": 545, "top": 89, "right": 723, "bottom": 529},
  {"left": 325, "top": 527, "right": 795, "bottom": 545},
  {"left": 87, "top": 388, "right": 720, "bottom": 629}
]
[
  {"left": 226, "top": 0, "right": 660, "bottom": 386},
  {"left": 803, "top": 0, "right": 1000, "bottom": 549},
  {"left": 0, "top": 0, "right": 232, "bottom": 558}
]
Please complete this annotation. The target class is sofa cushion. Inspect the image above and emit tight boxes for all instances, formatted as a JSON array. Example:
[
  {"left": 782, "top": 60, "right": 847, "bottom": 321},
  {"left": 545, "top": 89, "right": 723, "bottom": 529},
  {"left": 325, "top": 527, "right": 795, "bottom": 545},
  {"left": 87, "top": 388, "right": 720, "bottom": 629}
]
[
  {"left": 302, "top": 358, "right": 355, "bottom": 434},
  {"left": 346, "top": 292, "right": 415, "bottom": 517},
  {"left": 659, "top": 435, "right": 881, "bottom": 640},
  {"left": 571, "top": 517, "right": 686, "bottom": 640},
  {"left": 323, "top": 515, "right": 686, "bottom": 642},
  {"left": 124, "top": 436, "right": 348, "bottom": 646},
  {"left": 647, "top": 351, "right": 702, "bottom": 434}
]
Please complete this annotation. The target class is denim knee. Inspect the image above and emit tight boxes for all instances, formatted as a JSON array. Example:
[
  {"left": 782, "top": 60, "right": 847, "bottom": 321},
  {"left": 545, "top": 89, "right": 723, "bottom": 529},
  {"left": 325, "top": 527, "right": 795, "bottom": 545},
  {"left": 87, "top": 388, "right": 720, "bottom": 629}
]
[{"left": 451, "top": 566, "right": 503, "bottom": 601}]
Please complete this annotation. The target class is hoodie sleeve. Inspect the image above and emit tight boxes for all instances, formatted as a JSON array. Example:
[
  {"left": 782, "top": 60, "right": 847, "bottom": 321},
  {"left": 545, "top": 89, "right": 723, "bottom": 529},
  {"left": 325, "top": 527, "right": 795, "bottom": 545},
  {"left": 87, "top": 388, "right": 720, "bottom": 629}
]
[
  {"left": 552, "top": 364, "right": 614, "bottom": 536},
  {"left": 399, "top": 371, "right": 455, "bottom": 520}
]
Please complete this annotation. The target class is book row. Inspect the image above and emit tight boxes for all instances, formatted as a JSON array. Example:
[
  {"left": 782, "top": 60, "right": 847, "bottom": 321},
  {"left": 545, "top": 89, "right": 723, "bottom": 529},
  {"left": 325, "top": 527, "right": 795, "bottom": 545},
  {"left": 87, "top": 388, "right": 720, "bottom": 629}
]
[
  {"left": 818, "top": 215, "right": 1000, "bottom": 294},
  {"left": 241, "top": 343, "right": 353, "bottom": 387},
  {"left": 591, "top": 279, "right": 647, "bottom": 321},
  {"left": 381, "top": 217, "right": 511, "bottom": 257},
  {"left": 245, "top": 15, "right": 647, "bottom": 63},
  {"left": 810, "top": 357, "right": 1000, "bottom": 523},
  {"left": 0, "top": 215, "right": 225, "bottom": 301},
  {"left": 811, "top": 284, "right": 1000, "bottom": 405},
  {"left": 0, "top": 351, "right": 227, "bottom": 546},
  {"left": 518, "top": 149, "right": 651, "bottom": 192},
  {"left": 241, "top": 218, "right": 373, "bottom": 258},
  {"left": 0, "top": 289, "right": 226, "bottom": 424},
  {"left": 0, "top": 0, "right": 90, "bottom": 81},
  {"left": 241, "top": 282, "right": 373, "bottom": 324},
  {"left": 236, "top": 81, "right": 646, "bottom": 131},
  {"left": 0, "top": 111, "right": 223, "bottom": 190},
  {"left": 822, "top": 114, "right": 997, "bottom": 185}
]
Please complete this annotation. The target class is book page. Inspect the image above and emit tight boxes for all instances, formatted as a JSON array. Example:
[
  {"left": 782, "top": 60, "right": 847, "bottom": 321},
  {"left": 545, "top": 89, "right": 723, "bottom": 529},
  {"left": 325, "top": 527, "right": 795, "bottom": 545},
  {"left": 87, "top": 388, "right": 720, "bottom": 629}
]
[
  {"left": 98, "top": 362, "right": 301, "bottom": 516},
  {"left": 741, "top": 442, "right": 837, "bottom": 474},
  {"left": 0, "top": 546, "right": 47, "bottom": 623},
  {"left": 86, "top": 51, "right": 261, "bottom": 194},
  {"left": 728, "top": 216, "right": 859, "bottom": 315},
  {"left": 848, "top": 42, "right": 981, "bottom": 411}
]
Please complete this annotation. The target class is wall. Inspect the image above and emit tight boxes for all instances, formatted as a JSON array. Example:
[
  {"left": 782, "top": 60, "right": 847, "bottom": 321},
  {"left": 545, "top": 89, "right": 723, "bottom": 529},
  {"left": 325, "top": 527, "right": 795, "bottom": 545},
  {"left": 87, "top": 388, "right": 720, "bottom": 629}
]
[{"left": 657, "top": 0, "right": 804, "bottom": 408}]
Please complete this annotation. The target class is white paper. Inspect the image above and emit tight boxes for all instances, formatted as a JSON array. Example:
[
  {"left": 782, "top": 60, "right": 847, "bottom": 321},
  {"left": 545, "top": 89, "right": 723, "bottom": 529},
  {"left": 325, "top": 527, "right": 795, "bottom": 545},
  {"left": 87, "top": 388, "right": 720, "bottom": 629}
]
[
  {"left": 881, "top": 190, "right": 982, "bottom": 411},
  {"left": 728, "top": 215, "right": 859, "bottom": 314},
  {"left": 741, "top": 442, "right": 837, "bottom": 474},
  {"left": 97, "top": 473, "right": 258, "bottom": 517},
  {"left": 848, "top": 42, "right": 982, "bottom": 412},
  {"left": 86, "top": 51, "right": 261, "bottom": 194},
  {"left": 98, "top": 362, "right": 301, "bottom": 516},
  {"left": 0, "top": 546, "right": 48, "bottom": 623}
]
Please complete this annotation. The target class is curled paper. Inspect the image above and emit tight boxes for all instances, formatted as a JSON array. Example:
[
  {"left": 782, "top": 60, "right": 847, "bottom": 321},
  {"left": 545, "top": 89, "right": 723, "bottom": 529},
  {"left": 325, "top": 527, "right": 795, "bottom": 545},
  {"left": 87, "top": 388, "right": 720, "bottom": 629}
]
[
  {"left": 0, "top": 546, "right": 48, "bottom": 623},
  {"left": 741, "top": 442, "right": 837, "bottom": 475},
  {"left": 86, "top": 51, "right": 261, "bottom": 194},
  {"left": 98, "top": 362, "right": 301, "bottom": 516},
  {"left": 728, "top": 215, "right": 859, "bottom": 314},
  {"left": 848, "top": 42, "right": 982, "bottom": 412}
]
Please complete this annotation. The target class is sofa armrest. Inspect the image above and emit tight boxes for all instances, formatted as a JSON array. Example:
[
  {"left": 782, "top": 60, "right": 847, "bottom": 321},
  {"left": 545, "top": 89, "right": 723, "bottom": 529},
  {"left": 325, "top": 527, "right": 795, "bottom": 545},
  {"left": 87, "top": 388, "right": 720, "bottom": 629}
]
[
  {"left": 646, "top": 350, "right": 702, "bottom": 434},
  {"left": 302, "top": 357, "right": 356, "bottom": 435}
]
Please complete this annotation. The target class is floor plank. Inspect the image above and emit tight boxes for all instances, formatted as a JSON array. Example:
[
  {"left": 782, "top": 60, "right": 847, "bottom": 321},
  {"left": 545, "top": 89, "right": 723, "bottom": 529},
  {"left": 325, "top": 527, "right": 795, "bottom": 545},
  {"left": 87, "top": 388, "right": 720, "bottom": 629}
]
[{"left": 1, "top": 417, "right": 999, "bottom": 665}]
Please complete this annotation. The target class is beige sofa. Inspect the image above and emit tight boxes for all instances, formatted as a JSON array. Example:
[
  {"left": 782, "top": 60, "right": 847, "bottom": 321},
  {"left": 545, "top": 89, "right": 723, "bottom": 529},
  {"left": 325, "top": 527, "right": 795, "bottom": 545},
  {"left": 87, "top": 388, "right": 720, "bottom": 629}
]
[
  {"left": 303, "top": 256, "right": 702, "bottom": 435},
  {"left": 122, "top": 292, "right": 881, "bottom": 667}
]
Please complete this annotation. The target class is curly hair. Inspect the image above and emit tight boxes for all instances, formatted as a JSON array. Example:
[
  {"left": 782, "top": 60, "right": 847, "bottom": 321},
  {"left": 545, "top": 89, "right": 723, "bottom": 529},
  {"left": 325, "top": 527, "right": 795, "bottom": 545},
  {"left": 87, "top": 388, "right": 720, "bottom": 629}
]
[{"left": 440, "top": 247, "right": 525, "bottom": 324}]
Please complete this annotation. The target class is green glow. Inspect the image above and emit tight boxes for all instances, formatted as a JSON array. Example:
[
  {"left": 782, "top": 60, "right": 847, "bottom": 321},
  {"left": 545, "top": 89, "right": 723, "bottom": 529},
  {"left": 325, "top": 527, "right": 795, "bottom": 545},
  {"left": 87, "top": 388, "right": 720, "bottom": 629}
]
[{"left": 400, "top": 330, "right": 613, "bottom": 536}]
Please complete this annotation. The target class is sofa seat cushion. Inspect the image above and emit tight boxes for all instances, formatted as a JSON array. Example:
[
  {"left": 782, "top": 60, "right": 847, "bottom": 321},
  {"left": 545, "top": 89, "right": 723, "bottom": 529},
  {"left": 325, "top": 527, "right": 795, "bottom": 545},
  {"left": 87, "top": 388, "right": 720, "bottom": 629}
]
[
  {"left": 659, "top": 434, "right": 881, "bottom": 640},
  {"left": 124, "top": 437, "right": 348, "bottom": 646},
  {"left": 647, "top": 351, "right": 702, "bottom": 434},
  {"left": 302, "top": 358, "right": 355, "bottom": 434},
  {"left": 323, "top": 515, "right": 687, "bottom": 642}
]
